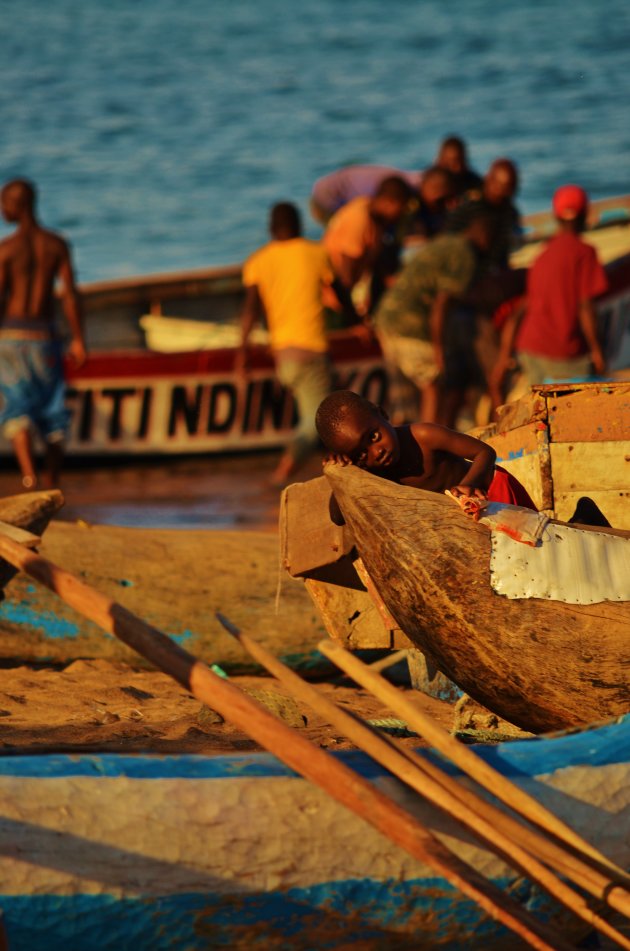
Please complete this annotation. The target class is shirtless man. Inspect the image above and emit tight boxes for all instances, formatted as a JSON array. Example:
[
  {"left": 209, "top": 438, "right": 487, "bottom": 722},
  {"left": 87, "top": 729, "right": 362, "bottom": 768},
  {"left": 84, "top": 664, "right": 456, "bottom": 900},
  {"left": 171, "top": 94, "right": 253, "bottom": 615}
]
[{"left": 0, "top": 179, "right": 86, "bottom": 488}]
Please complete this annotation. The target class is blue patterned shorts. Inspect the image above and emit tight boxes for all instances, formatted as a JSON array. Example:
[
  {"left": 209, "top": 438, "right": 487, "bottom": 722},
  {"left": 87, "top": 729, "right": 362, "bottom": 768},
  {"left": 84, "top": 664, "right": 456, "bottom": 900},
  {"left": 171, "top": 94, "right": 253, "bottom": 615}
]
[{"left": 0, "top": 336, "right": 69, "bottom": 442}]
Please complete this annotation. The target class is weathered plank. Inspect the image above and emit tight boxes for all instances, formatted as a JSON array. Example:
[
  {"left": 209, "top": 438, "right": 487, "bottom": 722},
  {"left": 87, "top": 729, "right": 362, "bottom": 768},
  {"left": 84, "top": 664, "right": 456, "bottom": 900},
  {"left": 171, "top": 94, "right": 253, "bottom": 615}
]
[
  {"left": 555, "top": 490, "right": 630, "bottom": 529},
  {"left": 0, "top": 520, "right": 41, "bottom": 548},
  {"left": 0, "top": 491, "right": 64, "bottom": 592},
  {"left": 281, "top": 477, "right": 353, "bottom": 577},
  {"left": 547, "top": 383, "right": 630, "bottom": 442},
  {"left": 306, "top": 577, "right": 394, "bottom": 649},
  {"left": 550, "top": 442, "right": 630, "bottom": 491},
  {"left": 493, "top": 390, "right": 547, "bottom": 432}
]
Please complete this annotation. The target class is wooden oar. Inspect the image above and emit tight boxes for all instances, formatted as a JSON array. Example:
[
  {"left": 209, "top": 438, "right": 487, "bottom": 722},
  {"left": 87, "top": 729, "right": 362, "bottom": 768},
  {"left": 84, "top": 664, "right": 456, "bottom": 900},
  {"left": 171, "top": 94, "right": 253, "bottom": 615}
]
[
  {"left": 0, "top": 532, "right": 571, "bottom": 951},
  {"left": 217, "top": 613, "right": 630, "bottom": 946},
  {"left": 318, "top": 638, "right": 630, "bottom": 883}
]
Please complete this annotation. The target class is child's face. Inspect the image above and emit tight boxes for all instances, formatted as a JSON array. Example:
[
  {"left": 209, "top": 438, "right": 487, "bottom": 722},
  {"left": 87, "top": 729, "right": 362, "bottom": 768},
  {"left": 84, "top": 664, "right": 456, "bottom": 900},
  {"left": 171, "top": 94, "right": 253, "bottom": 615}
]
[{"left": 333, "top": 409, "right": 400, "bottom": 470}]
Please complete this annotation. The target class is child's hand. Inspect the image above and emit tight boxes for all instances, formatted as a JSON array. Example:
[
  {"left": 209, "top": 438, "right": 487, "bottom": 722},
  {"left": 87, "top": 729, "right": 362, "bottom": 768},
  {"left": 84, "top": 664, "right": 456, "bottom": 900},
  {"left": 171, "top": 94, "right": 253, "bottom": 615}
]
[
  {"left": 446, "top": 486, "right": 489, "bottom": 522},
  {"left": 449, "top": 485, "right": 487, "bottom": 500},
  {"left": 323, "top": 453, "right": 353, "bottom": 467}
]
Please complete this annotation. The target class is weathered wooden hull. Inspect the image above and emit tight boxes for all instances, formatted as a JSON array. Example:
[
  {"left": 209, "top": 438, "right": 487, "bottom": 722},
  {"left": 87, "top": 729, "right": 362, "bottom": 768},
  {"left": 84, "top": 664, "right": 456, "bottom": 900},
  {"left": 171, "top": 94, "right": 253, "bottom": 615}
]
[
  {"left": 0, "top": 490, "right": 64, "bottom": 592},
  {"left": 0, "top": 715, "right": 627, "bottom": 950},
  {"left": 0, "top": 521, "right": 328, "bottom": 674},
  {"left": 324, "top": 465, "right": 630, "bottom": 733}
]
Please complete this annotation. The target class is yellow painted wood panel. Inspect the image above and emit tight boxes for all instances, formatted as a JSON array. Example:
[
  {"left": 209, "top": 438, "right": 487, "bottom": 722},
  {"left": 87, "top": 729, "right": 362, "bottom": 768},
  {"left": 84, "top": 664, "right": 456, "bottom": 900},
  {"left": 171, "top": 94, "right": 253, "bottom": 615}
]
[
  {"left": 554, "top": 491, "right": 630, "bottom": 529},
  {"left": 547, "top": 385, "right": 630, "bottom": 443},
  {"left": 550, "top": 442, "right": 630, "bottom": 491},
  {"left": 488, "top": 425, "right": 540, "bottom": 460}
]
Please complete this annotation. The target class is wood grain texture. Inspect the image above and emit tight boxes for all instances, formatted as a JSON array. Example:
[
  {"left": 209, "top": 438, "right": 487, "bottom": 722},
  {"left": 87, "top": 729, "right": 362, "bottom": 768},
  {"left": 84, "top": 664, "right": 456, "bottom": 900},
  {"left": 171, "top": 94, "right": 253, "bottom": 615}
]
[
  {"left": 324, "top": 465, "right": 630, "bottom": 733},
  {"left": 0, "top": 491, "right": 64, "bottom": 592}
]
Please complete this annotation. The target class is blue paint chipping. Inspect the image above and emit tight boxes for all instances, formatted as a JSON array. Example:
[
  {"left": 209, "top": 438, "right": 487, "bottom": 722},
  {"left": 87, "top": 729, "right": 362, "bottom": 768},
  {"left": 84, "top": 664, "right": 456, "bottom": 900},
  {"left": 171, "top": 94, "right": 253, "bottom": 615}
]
[
  {"left": 0, "top": 599, "right": 192, "bottom": 645},
  {"left": 0, "top": 715, "right": 626, "bottom": 780},
  {"left": 0, "top": 877, "right": 558, "bottom": 950},
  {"left": 117, "top": 579, "right": 134, "bottom": 588},
  {"left": 0, "top": 602, "right": 80, "bottom": 640},
  {"left": 495, "top": 447, "right": 526, "bottom": 463},
  {"left": 169, "top": 629, "right": 193, "bottom": 645}
]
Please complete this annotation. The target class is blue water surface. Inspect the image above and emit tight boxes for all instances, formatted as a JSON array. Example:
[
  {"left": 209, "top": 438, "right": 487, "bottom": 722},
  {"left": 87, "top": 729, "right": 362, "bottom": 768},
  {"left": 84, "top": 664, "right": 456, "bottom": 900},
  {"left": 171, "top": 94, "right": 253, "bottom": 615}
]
[{"left": 1, "top": 0, "right": 629, "bottom": 282}]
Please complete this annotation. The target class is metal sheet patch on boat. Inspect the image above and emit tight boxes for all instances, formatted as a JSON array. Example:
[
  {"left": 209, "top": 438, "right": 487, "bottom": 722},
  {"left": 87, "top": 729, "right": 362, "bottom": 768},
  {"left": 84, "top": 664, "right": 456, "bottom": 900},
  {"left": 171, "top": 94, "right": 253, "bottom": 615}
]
[{"left": 489, "top": 524, "right": 630, "bottom": 604}]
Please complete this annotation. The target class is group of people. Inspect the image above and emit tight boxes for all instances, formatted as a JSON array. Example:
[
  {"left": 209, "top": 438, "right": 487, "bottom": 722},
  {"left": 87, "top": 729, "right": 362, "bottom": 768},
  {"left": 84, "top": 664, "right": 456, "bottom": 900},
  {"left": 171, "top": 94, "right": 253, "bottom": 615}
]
[
  {"left": 239, "top": 135, "right": 609, "bottom": 486},
  {"left": 0, "top": 135, "right": 609, "bottom": 500}
]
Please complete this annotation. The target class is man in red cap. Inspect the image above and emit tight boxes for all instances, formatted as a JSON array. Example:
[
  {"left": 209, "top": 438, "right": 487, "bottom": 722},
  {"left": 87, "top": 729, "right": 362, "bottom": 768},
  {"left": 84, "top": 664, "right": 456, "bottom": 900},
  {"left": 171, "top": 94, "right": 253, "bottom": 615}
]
[{"left": 492, "top": 183, "right": 608, "bottom": 391}]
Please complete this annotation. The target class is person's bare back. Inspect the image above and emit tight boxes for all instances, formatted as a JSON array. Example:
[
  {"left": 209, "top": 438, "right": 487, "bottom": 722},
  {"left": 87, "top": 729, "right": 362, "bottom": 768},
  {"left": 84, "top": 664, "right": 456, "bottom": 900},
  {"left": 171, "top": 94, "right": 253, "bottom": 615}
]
[
  {"left": 0, "top": 179, "right": 86, "bottom": 490},
  {"left": 0, "top": 224, "right": 70, "bottom": 323}
]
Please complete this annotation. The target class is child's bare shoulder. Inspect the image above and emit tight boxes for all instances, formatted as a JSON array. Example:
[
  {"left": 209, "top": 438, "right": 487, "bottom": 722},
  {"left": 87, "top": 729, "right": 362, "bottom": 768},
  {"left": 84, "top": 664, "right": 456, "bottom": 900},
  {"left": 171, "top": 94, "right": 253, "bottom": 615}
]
[{"left": 407, "top": 422, "right": 448, "bottom": 445}]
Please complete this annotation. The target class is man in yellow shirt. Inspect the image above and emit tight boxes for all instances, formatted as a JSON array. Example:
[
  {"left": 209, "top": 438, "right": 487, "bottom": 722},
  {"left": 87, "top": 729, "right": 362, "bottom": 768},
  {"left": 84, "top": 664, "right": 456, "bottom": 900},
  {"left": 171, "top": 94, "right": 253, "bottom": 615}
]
[{"left": 237, "top": 202, "right": 333, "bottom": 486}]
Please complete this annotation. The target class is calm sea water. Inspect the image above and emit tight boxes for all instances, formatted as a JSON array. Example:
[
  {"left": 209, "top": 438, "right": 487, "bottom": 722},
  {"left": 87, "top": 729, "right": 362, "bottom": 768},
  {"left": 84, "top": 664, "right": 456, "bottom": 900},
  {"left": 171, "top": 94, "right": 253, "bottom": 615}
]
[{"left": 1, "top": 0, "right": 629, "bottom": 284}]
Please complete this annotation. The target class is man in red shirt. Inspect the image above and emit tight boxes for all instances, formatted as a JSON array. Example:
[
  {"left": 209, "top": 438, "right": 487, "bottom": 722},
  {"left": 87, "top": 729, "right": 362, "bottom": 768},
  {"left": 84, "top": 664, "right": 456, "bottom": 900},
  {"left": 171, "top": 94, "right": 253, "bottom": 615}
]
[{"left": 493, "top": 184, "right": 608, "bottom": 389}]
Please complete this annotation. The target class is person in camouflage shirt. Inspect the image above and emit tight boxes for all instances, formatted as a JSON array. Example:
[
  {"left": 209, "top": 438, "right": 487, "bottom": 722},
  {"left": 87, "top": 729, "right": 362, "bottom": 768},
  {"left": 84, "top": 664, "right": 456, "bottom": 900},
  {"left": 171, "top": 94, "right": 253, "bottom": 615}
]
[{"left": 374, "top": 210, "right": 493, "bottom": 425}]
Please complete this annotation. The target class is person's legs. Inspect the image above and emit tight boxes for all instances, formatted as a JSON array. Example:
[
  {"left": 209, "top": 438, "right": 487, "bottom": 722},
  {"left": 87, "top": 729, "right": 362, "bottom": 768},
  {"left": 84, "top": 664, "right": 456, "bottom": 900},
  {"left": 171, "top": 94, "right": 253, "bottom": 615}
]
[
  {"left": 378, "top": 332, "right": 439, "bottom": 424},
  {"left": 435, "top": 386, "right": 466, "bottom": 428},
  {"left": 437, "top": 306, "right": 480, "bottom": 429},
  {"left": 9, "top": 425, "right": 38, "bottom": 489},
  {"left": 36, "top": 340, "right": 71, "bottom": 488},
  {"left": 274, "top": 353, "right": 332, "bottom": 485},
  {"left": 0, "top": 339, "right": 40, "bottom": 487},
  {"left": 518, "top": 351, "right": 593, "bottom": 386},
  {"left": 43, "top": 437, "right": 65, "bottom": 488}
]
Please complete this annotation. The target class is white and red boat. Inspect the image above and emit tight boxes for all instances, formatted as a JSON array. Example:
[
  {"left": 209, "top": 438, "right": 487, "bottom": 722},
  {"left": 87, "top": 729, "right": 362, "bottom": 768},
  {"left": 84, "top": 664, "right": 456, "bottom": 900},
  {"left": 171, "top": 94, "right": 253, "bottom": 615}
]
[{"left": 6, "top": 197, "right": 630, "bottom": 458}]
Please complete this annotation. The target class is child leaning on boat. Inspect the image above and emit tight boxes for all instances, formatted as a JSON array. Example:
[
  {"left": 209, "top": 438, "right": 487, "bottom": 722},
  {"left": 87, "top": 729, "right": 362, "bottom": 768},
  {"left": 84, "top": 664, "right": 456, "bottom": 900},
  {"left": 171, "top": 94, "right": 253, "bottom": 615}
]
[{"left": 315, "top": 390, "right": 536, "bottom": 511}]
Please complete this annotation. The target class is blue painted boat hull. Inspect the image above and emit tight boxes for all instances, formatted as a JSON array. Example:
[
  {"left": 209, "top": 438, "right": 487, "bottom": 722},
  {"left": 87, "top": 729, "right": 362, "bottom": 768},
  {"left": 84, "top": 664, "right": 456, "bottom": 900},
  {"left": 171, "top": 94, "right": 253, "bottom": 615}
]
[{"left": 0, "top": 716, "right": 628, "bottom": 949}]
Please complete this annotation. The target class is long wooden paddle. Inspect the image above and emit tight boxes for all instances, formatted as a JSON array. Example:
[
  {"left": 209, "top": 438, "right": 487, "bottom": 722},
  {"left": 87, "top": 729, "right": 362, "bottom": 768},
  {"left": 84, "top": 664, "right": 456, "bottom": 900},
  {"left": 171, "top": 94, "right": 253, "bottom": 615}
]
[
  {"left": 318, "top": 638, "right": 630, "bottom": 882},
  {"left": 217, "top": 613, "right": 630, "bottom": 946},
  {"left": 0, "top": 530, "right": 571, "bottom": 951}
]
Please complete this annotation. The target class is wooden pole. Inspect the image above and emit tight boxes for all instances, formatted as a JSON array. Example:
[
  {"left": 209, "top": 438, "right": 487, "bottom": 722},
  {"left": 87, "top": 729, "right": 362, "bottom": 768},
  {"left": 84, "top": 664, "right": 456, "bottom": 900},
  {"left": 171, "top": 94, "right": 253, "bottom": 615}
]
[
  {"left": 0, "top": 534, "right": 570, "bottom": 951},
  {"left": 318, "top": 637, "right": 630, "bottom": 884},
  {"left": 217, "top": 614, "right": 630, "bottom": 946}
]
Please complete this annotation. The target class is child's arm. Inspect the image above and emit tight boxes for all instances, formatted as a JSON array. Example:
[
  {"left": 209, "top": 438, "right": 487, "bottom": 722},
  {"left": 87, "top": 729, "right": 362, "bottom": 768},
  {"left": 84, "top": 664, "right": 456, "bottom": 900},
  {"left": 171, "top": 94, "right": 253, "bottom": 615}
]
[
  {"left": 578, "top": 299, "right": 606, "bottom": 375},
  {"left": 429, "top": 290, "right": 450, "bottom": 372},
  {"left": 411, "top": 423, "right": 497, "bottom": 498},
  {"left": 490, "top": 299, "right": 527, "bottom": 391}
]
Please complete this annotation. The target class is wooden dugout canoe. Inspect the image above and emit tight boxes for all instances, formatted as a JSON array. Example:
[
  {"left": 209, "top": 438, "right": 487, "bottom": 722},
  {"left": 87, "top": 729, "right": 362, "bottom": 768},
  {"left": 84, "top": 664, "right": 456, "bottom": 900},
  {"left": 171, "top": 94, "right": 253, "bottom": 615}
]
[
  {"left": 0, "top": 714, "right": 628, "bottom": 950},
  {"left": 0, "top": 520, "right": 328, "bottom": 674},
  {"left": 323, "top": 464, "right": 630, "bottom": 733}
]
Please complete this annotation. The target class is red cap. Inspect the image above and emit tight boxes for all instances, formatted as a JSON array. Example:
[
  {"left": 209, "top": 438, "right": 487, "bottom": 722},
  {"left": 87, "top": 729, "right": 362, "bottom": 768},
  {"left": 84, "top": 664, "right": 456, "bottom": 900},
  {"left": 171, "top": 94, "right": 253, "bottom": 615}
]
[{"left": 553, "top": 184, "right": 589, "bottom": 220}]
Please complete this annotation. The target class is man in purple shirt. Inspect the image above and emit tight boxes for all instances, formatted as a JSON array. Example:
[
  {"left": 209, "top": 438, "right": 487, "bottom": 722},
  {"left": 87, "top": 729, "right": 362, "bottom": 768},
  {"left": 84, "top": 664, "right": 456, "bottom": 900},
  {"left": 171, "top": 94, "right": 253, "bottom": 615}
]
[{"left": 310, "top": 165, "right": 421, "bottom": 224}]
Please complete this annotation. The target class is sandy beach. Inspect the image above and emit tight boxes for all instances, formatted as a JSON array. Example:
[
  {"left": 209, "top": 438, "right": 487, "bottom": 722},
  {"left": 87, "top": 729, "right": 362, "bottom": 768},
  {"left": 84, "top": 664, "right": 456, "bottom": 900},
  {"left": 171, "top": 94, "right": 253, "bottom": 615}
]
[{"left": 0, "top": 451, "right": 464, "bottom": 757}]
